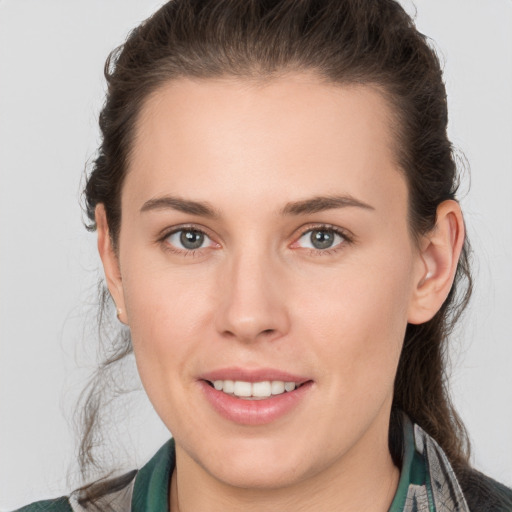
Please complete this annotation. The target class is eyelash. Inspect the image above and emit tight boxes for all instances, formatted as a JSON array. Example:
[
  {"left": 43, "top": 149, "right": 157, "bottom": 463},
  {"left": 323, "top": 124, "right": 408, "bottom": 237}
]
[
  {"left": 158, "top": 224, "right": 353, "bottom": 257},
  {"left": 158, "top": 224, "right": 215, "bottom": 257},
  {"left": 293, "top": 224, "right": 353, "bottom": 257}
]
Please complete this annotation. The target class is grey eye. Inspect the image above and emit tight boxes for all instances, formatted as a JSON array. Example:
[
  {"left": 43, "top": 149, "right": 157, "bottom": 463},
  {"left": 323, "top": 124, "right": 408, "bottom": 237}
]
[
  {"left": 311, "top": 230, "right": 335, "bottom": 249},
  {"left": 167, "top": 229, "right": 209, "bottom": 250},
  {"left": 297, "top": 228, "right": 344, "bottom": 250}
]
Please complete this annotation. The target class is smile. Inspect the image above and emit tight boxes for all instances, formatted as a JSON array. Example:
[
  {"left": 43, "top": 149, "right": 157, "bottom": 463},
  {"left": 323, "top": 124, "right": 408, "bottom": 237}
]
[
  {"left": 208, "top": 380, "right": 301, "bottom": 399},
  {"left": 200, "top": 375, "right": 313, "bottom": 425}
]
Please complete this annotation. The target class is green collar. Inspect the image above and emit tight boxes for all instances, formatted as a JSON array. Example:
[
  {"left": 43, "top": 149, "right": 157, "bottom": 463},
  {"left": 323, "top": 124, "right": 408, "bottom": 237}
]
[
  {"left": 388, "top": 414, "right": 432, "bottom": 511},
  {"left": 131, "top": 438, "right": 175, "bottom": 512}
]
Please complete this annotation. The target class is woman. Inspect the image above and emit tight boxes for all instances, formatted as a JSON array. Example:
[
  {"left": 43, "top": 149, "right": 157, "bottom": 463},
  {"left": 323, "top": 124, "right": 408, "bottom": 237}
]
[{"left": 13, "top": 0, "right": 512, "bottom": 511}]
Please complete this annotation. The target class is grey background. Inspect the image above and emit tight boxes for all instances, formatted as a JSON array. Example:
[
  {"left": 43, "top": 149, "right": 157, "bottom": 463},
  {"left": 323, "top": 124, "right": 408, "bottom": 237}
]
[{"left": 1, "top": 0, "right": 511, "bottom": 509}]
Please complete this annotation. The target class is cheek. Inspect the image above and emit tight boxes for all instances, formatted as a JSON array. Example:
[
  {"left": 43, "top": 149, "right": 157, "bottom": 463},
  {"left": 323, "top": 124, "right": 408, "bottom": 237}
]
[
  {"left": 122, "top": 244, "right": 212, "bottom": 331},
  {"left": 295, "top": 244, "right": 414, "bottom": 389},
  {"left": 120, "top": 253, "right": 216, "bottom": 390}
]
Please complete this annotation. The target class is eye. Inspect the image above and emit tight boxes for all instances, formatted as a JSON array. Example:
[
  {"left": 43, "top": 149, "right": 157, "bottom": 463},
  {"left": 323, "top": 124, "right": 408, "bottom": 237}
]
[
  {"left": 295, "top": 227, "right": 347, "bottom": 251},
  {"left": 165, "top": 228, "right": 212, "bottom": 251}
]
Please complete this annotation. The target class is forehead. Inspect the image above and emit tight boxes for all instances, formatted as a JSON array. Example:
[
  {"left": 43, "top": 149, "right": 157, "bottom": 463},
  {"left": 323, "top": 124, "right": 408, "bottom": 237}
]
[{"left": 126, "top": 73, "right": 406, "bottom": 216}]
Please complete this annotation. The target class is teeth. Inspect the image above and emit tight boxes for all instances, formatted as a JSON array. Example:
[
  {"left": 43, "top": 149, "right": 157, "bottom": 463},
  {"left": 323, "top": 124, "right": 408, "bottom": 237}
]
[
  {"left": 211, "top": 380, "right": 299, "bottom": 399},
  {"left": 252, "top": 381, "right": 271, "bottom": 398},
  {"left": 271, "top": 381, "right": 285, "bottom": 394},
  {"left": 223, "top": 380, "right": 234, "bottom": 394},
  {"left": 284, "top": 382, "right": 296, "bottom": 392},
  {"left": 233, "top": 381, "right": 252, "bottom": 397}
]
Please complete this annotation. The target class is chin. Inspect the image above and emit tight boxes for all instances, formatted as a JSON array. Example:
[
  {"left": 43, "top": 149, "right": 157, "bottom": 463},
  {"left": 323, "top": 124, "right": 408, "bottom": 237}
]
[
  {"left": 207, "top": 458, "right": 307, "bottom": 490},
  {"left": 189, "top": 433, "right": 328, "bottom": 491}
]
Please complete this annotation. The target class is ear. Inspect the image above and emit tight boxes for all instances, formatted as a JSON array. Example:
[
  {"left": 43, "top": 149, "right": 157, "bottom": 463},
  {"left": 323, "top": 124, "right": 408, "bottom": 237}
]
[
  {"left": 407, "top": 200, "right": 465, "bottom": 325},
  {"left": 95, "top": 204, "right": 128, "bottom": 324}
]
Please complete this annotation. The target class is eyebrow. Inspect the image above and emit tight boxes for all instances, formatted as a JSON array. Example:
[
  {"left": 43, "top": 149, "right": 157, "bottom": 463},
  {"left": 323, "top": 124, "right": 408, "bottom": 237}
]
[
  {"left": 140, "top": 196, "right": 220, "bottom": 218},
  {"left": 280, "top": 195, "right": 375, "bottom": 215},
  {"left": 140, "top": 194, "right": 374, "bottom": 217}
]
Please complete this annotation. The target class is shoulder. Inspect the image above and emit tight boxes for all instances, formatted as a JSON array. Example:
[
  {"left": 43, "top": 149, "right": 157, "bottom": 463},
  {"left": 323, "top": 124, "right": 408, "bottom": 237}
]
[
  {"left": 403, "top": 415, "right": 512, "bottom": 512},
  {"left": 9, "top": 439, "right": 174, "bottom": 512},
  {"left": 10, "top": 470, "right": 138, "bottom": 512},
  {"left": 458, "top": 467, "right": 512, "bottom": 512},
  {"left": 11, "top": 496, "right": 73, "bottom": 512}
]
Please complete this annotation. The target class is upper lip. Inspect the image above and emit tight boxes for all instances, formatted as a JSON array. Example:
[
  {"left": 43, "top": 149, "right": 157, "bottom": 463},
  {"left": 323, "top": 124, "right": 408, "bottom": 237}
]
[{"left": 199, "top": 367, "right": 311, "bottom": 384}]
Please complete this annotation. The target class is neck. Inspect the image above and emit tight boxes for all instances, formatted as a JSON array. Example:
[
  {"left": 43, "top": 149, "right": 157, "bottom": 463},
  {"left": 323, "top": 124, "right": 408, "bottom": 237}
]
[{"left": 169, "top": 413, "right": 400, "bottom": 512}]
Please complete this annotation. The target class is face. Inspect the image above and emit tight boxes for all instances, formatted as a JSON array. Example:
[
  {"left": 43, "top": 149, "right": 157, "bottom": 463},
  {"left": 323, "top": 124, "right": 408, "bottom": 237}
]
[{"left": 107, "top": 74, "right": 428, "bottom": 489}]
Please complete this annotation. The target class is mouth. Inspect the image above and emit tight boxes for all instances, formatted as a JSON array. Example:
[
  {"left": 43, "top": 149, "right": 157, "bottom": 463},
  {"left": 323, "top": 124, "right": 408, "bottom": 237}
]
[
  {"left": 204, "top": 379, "right": 307, "bottom": 400},
  {"left": 198, "top": 368, "right": 313, "bottom": 424}
]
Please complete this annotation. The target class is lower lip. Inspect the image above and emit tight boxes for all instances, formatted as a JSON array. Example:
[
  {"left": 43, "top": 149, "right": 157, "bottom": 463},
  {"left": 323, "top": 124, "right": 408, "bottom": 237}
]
[{"left": 199, "top": 381, "right": 313, "bottom": 426}]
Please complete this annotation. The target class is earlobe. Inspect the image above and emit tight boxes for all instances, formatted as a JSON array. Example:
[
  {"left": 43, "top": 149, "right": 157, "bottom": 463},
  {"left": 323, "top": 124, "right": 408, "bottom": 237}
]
[
  {"left": 407, "top": 200, "right": 465, "bottom": 325},
  {"left": 95, "top": 205, "right": 127, "bottom": 324}
]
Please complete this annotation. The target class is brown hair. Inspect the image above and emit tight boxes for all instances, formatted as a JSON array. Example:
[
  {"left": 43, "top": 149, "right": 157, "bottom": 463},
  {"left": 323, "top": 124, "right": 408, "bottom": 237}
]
[{"left": 78, "top": 0, "right": 472, "bottom": 502}]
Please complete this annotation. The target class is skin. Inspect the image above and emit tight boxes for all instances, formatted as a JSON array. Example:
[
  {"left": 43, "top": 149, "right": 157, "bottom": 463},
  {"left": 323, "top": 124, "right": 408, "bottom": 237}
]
[{"left": 97, "top": 73, "right": 464, "bottom": 512}]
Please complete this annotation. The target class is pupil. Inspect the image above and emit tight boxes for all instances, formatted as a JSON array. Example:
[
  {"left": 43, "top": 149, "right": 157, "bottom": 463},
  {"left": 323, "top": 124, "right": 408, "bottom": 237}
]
[
  {"left": 180, "top": 230, "right": 204, "bottom": 249},
  {"left": 311, "top": 230, "right": 333, "bottom": 249}
]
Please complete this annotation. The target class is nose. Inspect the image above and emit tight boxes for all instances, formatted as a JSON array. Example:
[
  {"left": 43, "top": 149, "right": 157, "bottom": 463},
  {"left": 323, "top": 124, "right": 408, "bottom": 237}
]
[{"left": 214, "top": 248, "right": 290, "bottom": 344}]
